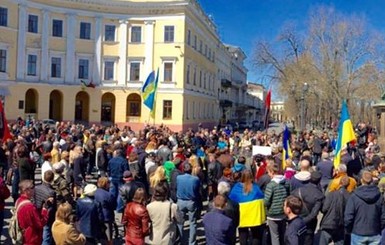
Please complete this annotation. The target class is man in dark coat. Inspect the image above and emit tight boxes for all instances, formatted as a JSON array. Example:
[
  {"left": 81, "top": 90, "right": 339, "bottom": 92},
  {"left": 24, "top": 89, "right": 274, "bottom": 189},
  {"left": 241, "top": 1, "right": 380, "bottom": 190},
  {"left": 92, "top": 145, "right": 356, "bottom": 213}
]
[
  {"left": 344, "top": 171, "right": 385, "bottom": 244},
  {"left": 203, "top": 194, "right": 235, "bottom": 245},
  {"left": 316, "top": 152, "right": 334, "bottom": 192},
  {"left": 292, "top": 171, "right": 324, "bottom": 245},
  {"left": 319, "top": 175, "right": 350, "bottom": 245}
]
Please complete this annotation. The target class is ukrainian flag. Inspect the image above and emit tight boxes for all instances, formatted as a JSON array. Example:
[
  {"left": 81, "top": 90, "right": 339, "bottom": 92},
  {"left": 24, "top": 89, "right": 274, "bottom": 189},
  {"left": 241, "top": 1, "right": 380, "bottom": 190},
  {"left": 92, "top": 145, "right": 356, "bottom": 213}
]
[
  {"left": 333, "top": 101, "right": 356, "bottom": 168},
  {"left": 142, "top": 69, "right": 159, "bottom": 115},
  {"left": 282, "top": 124, "right": 292, "bottom": 170},
  {"left": 229, "top": 182, "right": 266, "bottom": 227}
]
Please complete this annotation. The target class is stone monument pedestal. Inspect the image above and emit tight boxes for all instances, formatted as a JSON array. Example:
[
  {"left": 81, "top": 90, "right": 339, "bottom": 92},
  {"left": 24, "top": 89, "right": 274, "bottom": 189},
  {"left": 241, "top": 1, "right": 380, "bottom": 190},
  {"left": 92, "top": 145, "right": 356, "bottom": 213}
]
[{"left": 372, "top": 100, "right": 385, "bottom": 151}]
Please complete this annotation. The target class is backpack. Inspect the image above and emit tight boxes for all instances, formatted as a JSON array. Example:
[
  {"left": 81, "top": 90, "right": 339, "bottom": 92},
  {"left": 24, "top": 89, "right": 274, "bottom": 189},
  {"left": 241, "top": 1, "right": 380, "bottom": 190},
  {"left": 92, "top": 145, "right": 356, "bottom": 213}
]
[{"left": 9, "top": 199, "right": 30, "bottom": 245}]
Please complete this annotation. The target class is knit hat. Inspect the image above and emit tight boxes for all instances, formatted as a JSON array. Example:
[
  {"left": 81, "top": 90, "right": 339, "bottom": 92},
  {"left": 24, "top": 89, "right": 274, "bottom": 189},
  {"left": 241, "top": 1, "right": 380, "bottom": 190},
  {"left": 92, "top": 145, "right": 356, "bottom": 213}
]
[
  {"left": 164, "top": 161, "right": 175, "bottom": 182},
  {"left": 123, "top": 170, "right": 132, "bottom": 179},
  {"left": 310, "top": 171, "right": 322, "bottom": 184}
]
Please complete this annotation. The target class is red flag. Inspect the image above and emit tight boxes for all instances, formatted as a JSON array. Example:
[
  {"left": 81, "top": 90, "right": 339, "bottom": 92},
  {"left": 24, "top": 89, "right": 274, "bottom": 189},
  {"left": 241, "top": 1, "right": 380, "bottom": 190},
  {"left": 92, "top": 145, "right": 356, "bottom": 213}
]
[
  {"left": 0, "top": 100, "right": 11, "bottom": 142},
  {"left": 264, "top": 89, "right": 271, "bottom": 130}
]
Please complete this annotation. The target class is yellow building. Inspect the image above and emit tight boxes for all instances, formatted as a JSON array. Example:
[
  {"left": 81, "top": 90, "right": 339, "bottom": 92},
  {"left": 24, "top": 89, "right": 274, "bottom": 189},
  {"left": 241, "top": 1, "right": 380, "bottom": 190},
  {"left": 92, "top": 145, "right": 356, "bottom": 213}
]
[{"left": 0, "top": 0, "right": 259, "bottom": 131}]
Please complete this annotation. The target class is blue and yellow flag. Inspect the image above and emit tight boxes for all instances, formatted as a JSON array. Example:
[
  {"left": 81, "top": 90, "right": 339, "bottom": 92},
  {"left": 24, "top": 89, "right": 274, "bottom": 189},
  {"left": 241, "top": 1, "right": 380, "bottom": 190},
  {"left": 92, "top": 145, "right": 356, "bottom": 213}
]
[
  {"left": 333, "top": 101, "right": 356, "bottom": 168},
  {"left": 229, "top": 182, "right": 266, "bottom": 227},
  {"left": 142, "top": 69, "right": 159, "bottom": 117},
  {"left": 282, "top": 124, "right": 292, "bottom": 170}
]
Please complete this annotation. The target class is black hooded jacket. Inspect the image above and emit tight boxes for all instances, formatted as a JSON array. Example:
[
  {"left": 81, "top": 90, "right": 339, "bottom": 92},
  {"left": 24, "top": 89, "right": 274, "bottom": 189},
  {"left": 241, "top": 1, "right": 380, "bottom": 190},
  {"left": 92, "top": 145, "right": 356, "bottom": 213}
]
[{"left": 344, "top": 184, "right": 385, "bottom": 236}]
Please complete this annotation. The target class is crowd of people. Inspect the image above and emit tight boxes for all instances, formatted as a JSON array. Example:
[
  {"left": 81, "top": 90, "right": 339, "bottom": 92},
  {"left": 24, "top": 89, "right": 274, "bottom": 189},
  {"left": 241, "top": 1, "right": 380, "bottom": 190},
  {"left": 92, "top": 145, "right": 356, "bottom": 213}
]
[{"left": 0, "top": 118, "right": 384, "bottom": 245}]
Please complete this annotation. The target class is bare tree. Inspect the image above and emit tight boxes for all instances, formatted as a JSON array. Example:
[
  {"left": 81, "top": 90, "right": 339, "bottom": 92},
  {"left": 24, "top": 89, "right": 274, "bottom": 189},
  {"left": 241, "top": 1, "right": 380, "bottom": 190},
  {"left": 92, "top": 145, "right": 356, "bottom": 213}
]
[{"left": 253, "top": 5, "right": 385, "bottom": 128}]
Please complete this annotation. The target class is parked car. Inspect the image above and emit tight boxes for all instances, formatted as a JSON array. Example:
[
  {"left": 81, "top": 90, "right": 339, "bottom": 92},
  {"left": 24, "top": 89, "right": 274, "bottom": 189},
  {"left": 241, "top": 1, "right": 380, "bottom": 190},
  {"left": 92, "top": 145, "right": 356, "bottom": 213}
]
[{"left": 41, "top": 119, "right": 57, "bottom": 129}]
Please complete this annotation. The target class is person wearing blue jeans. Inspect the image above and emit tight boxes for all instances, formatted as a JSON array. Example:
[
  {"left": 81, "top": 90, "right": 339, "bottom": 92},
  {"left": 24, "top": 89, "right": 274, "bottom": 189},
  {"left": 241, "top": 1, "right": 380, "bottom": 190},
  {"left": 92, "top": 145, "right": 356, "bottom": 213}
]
[
  {"left": 176, "top": 163, "right": 201, "bottom": 245},
  {"left": 108, "top": 149, "right": 128, "bottom": 212}
]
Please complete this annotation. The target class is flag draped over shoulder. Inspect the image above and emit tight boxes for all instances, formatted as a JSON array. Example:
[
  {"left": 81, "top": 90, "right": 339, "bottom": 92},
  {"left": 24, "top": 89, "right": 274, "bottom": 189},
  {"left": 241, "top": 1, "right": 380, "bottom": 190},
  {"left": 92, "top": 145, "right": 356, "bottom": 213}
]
[
  {"left": 333, "top": 101, "right": 356, "bottom": 168},
  {"left": 0, "top": 100, "right": 11, "bottom": 142},
  {"left": 264, "top": 89, "right": 271, "bottom": 130},
  {"left": 282, "top": 125, "right": 292, "bottom": 169},
  {"left": 142, "top": 69, "right": 159, "bottom": 116},
  {"left": 228, "top": 183, "right": 266, "bottom": 228}
]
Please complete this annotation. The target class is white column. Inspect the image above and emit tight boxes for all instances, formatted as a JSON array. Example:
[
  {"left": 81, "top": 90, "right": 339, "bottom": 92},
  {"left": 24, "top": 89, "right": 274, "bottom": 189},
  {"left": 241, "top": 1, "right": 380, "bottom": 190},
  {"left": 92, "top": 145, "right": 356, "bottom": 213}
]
[
  {"left": 144, "top": 20, "right": 155, "bottom": 75},
  {"left": 93, "top": 16, "right": 102, "bottom": 85},
  {"left": 65, "top": 13, "right": 76, "bottom": 84},
  {"left": 40, "top": 9, "right": 50, "bottom": 81},
  {"left": 118, "top": 19, "right": 128, "bottom": 86},
  {"left": 16, "top": 4, "right": 27, "bottom": 80}
]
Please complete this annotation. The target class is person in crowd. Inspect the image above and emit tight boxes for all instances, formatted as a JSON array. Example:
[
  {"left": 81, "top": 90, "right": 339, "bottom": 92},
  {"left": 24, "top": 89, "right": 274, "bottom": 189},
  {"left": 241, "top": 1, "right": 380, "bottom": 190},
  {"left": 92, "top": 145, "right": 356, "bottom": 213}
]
[
  {"left": 328, "top": 163, "right": 357, "bottom": 193},
  {"left": 128, "top": 152, "right": 140, "bottom": 180},
  {"left": 229, "top": 169, "right": 266, "bottom": 245},
  {"left": 119, "top": 170, "right": 144, "bottom": 206},
  {"left": 290, "top": 159, "right": 311, "bottom": 191},
  {"left": 52, "top": 161, "right": 74, "bottom": 206},
  {"left": 51, "top": 141, "right": 61, "bottom": 164},
  {"left": 76, "top": 183, "right": 105, "bottom": 244},
  {"left": 147, "top": 182, "right": 178, "bottom": 245},
  {"left": 157, "top": 139, "right": 172, "bottom": 164},
  {"left": 41, "top": 152, "right": 53, "bottom": 181},
  {"left": 34, "top": 170, "right": 56, "bottom": 245},
  {"left": 316, "top": 152, "right": 334, "bottom": 192},
  {"left": 344, "top": 171, "right": 385, "bottom": 244},
  {"left": 291, "top": 170, "right": 324, "bottom": 245},
  {"left": 284, "top": 158, "right": 296, "bottom": 180},
  {"left": 72, "top": 145, "right": 85, "bottom": 197},
  {"left": 96, "top": 142, "right": 109, "bottom": 177},
  {"left": 60, "top": 151, "right": 72, "bottom": 186},
  {"left": 283, "top": 195, "right": 306, "bottom": 245},
  {"left": 108, "top": 149, "right": 129, "bottom": 212},
  {"left": 176, "top": 163, "right": 202, "bottom": 245},
  {"left": 95, "top": 177, "right": 117, "bottom": 245},
  {"left": 207, "top": 153, "right": 224, "bottom": 201},
  {"left": 52, "top": 202, "right": 86, "bottom": 245},
  {"left": 203, "top": 194, "right": 235, "bottom": 245},
  {"left": 17, "top": 179, "right": 50, "bottom": 245},
  {"left": 319, "top": 176, "right": 350, "bottom": 245},
  {"left": 0, "top": 174, "right": 10, "bottom": 238},
  {"left": 264, "top": 162, "right": 289, "bottom": 245},
  {"left": 122, "top": 187, "right": 150, "bottom": 245}
]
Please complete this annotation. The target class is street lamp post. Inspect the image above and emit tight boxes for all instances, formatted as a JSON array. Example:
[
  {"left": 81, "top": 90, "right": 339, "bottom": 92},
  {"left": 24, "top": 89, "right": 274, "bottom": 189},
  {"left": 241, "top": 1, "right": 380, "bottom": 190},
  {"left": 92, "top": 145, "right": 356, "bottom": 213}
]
[{"left": 300, "top": 83, "right": 309, "bottom": 131}]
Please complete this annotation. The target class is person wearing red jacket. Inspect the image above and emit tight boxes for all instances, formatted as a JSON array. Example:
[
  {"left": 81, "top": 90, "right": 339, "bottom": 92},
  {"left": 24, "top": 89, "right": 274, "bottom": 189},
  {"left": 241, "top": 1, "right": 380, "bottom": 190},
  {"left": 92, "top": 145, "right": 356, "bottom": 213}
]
[{"left": 16, "top": 180, "right": 50, "bottom": 245}]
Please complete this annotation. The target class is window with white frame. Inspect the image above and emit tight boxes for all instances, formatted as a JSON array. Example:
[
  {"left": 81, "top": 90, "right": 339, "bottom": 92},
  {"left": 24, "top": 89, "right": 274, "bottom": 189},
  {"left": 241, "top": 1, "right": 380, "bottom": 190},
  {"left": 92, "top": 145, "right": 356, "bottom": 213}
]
[
  {"left": 193, "top": 35, "right": 197, "bottom": 49},
  {"left": 52, "top": 19, "right": 63, "bottom": 37},
  {"left": 193, "top": 67, "right": 196, "bottom": 85},
  {"left": 27, "top": 54, "right": 37, "bottom": 76},
  {"left": 0, "top": 7, "right": 7, "bottom": 27},
  {"left": 51, "top": 57, "right": 61, "bottom": 78},
  {"left": 104, "top": 25, "right": 115, "bottom": 41},
  {"left": 131, "top": 26, "right": 142, "bottom": 43},
  {"left": 199, "top": 70, "right": 202, "bottom": 87},
  {"left": 199, "top": 40, "right": 202, "bottom": 53},
  {"left": 78, "top": 59, "right": 89, "bottom": 79},
  {"left": 104, "top": 61, "right": 115, "bottom": 80},
  {"left": 0, "top": 49, "right": 6, "bottom": 73},
  {"left": 129, "top": 62, "right": 140, "bottom": 81},
  {"left": 28, "top": 15, "right": 38, "bottom": 33},
  {"left": 164, "top": 62, "right": 173, "bottom": 82},
  {"left": 164, "top": 26, "right": 174, "bottom": 43},
  {"left": 80, "top": 22, "right": 91, "bottom": 39}
]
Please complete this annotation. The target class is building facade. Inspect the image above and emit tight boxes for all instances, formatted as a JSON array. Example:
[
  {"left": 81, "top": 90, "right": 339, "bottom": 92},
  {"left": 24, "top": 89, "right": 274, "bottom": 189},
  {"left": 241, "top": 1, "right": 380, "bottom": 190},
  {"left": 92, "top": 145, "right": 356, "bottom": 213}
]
[
  {"left": 271, "top": 101, "right": 285, "bottom": 122},
  {"left": 0, "top": 0, "right": 262, "bottom": 131}
]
